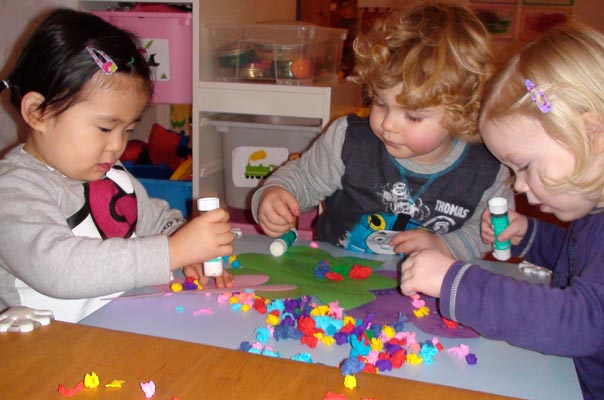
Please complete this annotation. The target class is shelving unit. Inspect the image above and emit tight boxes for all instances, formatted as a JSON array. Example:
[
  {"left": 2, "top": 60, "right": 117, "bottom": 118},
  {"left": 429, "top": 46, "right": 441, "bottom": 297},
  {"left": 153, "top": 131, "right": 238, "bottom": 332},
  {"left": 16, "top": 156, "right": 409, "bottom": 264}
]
[
  {"left": 196, "top": 80, "right": 360, "bottom": 197},
  {"left": 79, "top": 0, "right": 361, "bottom": 215}
]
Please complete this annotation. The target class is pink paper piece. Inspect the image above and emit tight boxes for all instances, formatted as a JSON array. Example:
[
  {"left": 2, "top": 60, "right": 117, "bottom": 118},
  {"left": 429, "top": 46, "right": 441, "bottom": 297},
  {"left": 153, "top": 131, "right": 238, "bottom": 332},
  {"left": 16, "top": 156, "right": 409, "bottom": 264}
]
[
  {"left": 251, "top": 342, "right": 263, "bottom": 350},
  {"left": 193, "top": 308, "right": 213, "bottom": 316},
  {"left": 328, "top": 301, "right": 344, "bottom": 319},
  {"left": 448, "top": 344, "right": 470, "bottom": 358},
  {"left": 140, "top": 381, "right": 155, "bottom": 398},
  {"left": 411, "top": 297, "right": 426, "bottom": 308}
]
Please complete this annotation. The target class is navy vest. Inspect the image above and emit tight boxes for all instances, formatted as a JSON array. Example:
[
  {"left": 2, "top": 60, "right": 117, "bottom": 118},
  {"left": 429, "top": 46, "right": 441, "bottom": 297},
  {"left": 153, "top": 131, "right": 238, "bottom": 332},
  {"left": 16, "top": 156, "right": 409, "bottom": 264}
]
[{"left": 316, "top": 114, "right": 501, "bottom": 253}]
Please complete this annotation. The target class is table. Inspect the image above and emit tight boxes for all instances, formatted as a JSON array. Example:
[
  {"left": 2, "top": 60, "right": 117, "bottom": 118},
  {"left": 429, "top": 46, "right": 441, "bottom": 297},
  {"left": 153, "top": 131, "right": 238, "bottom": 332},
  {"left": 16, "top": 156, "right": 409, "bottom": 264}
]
[
  {"left": 78, "top": 235, "right": 582, "bottom": 400},
  {"left": 1, "top": 322, "right": 524, "bottom": 399}
]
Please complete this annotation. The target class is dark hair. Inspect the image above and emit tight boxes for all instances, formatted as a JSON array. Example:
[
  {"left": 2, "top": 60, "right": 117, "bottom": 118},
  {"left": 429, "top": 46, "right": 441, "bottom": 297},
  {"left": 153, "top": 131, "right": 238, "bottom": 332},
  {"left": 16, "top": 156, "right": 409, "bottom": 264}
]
[{"left": 0, "top": 8, "right": 152, "bottom": 116}]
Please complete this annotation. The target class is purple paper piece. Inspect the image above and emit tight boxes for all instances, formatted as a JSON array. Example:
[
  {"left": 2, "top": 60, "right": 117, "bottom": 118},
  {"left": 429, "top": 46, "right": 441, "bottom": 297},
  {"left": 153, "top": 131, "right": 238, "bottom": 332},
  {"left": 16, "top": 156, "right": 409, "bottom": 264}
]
[{"left": 347, "top": 270, "right": 479, "bottom": 339}]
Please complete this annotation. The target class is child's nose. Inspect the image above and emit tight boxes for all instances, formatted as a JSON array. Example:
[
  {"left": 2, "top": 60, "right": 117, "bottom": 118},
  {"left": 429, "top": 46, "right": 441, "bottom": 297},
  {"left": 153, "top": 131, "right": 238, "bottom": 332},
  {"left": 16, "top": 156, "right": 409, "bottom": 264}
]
[
  {"left": 107, "top": 132, "right": 126, "bottom": 152},
  {"left": 381, "top": 111, "right": 397, "bottom": 132},
  {"left": 513, "top": 175, "right": 529, "bottom": 194}
]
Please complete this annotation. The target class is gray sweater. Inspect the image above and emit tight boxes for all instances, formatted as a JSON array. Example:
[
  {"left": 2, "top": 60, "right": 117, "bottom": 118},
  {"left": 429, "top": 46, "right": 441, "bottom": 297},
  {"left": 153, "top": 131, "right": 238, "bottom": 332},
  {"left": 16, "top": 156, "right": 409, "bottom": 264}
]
[
  {"left": 252, "top": 115, "right": 513, "bottom": 260},
  {"left": 0, "top": 145, "right": 185, "bottom": 321}
]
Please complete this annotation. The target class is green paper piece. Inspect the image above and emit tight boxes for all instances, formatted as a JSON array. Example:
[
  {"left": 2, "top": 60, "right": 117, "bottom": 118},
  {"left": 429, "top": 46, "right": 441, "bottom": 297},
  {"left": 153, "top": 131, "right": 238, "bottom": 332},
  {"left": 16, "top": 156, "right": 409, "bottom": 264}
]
[{"left": 231, "top": 246, "right": 397, "bottom": 309}]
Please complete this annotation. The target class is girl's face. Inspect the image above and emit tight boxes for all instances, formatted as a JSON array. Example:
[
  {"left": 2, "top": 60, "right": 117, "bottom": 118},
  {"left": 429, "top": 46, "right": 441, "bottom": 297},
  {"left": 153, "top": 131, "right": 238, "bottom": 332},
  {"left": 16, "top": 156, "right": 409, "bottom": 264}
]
[
  {"left": 369, "top": 83, "right": 453, "bottom": 165},
  {"left": 482, "top": 115, "right": 599, "bottom": 221},
  {"left": 25, "top": 73, "right": 148, "bottom": 182}
]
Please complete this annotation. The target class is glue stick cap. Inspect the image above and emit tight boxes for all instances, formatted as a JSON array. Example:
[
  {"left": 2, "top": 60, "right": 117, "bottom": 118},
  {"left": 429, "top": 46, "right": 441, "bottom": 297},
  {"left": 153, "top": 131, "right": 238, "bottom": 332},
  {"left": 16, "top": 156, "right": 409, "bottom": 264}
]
[
  {"left": 492, "top": 248, "right": 511, "bottom": 261},
  {"left": 488, "top": 197, "right": 508, "bottom": 215},
  {"left": 269, "top": 239, "right": 287, "bottom": 257},
  {"left": 197, "top": 197, "right": 220, "bottom": 212}
]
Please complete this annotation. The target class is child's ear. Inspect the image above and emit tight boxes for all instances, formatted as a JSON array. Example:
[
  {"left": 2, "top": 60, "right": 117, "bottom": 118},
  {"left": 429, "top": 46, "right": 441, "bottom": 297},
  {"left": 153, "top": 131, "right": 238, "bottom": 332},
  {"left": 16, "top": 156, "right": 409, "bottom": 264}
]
[
  {"left": 20, "top": 92, "right": 47, "bottom": 131},
  {"left": 583, "top": 112, "right": 604, "bottom": 149}
]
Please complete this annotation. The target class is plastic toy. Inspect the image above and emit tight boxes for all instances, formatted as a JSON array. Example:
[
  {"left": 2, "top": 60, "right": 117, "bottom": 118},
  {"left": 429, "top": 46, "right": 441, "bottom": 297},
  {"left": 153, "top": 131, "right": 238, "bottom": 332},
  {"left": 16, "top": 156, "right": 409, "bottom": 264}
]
[{"left": 0, "top": 306, "right": 54, "bottom": 333}]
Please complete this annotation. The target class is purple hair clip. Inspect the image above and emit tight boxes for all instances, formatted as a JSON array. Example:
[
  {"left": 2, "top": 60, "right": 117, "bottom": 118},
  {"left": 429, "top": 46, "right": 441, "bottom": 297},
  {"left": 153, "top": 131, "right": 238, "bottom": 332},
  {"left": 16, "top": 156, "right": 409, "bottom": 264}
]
[
  {"left": 86, "top": 46, "right": 117, "bottom": 75},
  {"left": 524, "top": 78, "right": 552, "bottom": 113}
]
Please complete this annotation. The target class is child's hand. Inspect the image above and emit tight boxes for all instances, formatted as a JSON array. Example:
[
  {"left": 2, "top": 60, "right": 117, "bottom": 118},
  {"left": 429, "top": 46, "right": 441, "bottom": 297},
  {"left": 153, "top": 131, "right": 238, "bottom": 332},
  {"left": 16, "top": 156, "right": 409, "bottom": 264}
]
[
  {"left": 168, "top": 208, "right": 234, "bottom": 270},
  {"left": 389, "top": 230, "right": 453, "bottom": 257},
  {"left": 400, "top": 249, "right": 455, "bottom": 298},
  {"left": 257, "top": 186, "right": 300, "bottom": 237},
  {"left": 183, "top": 264, "right": 235, "bottom": 288},
  {"left": 481, "top": 208, "right": 529, "bottom": 246}
]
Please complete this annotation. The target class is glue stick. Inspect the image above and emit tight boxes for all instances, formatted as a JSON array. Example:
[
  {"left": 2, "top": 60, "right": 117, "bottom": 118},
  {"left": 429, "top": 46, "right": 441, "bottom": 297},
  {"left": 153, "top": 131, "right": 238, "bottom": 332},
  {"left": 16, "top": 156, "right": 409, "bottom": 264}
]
[
  {"left": 488, "top": 197, "right": 511, "bottom": 261},
  {"left": 269, "top": 229, "right": 298, "bottom": 257},
  {"left": 197, "top": 197, "right": 224, "bottom": 276}
]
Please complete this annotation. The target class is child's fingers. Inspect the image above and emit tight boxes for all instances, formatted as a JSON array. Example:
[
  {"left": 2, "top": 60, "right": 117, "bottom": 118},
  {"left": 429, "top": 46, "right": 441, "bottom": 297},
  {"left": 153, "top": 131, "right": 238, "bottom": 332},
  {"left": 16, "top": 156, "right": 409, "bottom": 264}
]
[
  {"left": 260, "top": 223, "right": 287, "bottom": 238},
  {"left": 197, "top": 274, "right": 210, "bottom": 286},
  {"left": 183, "top": 264, "right": 202, "bottom": 280},
  {"left": 496, "top": 221, "right": 524, "bottom": 242},
  {"left": 200, "top": 207, "right": 229, "bottom": 223},
  {"left": 271, "top": 201, "right": 294, "bottom": 224},
  {"left": 281, "top": 191, "right": 301, "bottom": 218},
  {"left": 270, "top": 192, "right": 299, "bottom": 225},
  {"left": 399, "top": 258, "right": 418, "bottom": 296},
  {"left": 214, "top": 270, "right": 235, "bottom": 288}
]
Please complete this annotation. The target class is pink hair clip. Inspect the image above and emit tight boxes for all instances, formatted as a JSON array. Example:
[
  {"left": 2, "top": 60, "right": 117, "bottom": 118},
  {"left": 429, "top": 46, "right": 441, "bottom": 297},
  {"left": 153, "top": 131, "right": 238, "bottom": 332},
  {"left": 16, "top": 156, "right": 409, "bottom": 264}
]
[
  {"left": 86, "top": 46, "right": 117, "bottom": 75},
  {"left": 524, "top": 78, "right": 552, "bottom": 113}
]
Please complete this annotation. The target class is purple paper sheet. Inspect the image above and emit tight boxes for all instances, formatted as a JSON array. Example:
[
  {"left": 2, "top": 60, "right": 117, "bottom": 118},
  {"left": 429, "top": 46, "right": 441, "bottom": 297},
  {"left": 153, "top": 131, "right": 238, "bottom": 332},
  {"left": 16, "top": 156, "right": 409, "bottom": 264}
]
[{"left": 347, "top": 271, "right": 479, "bottom": 338}]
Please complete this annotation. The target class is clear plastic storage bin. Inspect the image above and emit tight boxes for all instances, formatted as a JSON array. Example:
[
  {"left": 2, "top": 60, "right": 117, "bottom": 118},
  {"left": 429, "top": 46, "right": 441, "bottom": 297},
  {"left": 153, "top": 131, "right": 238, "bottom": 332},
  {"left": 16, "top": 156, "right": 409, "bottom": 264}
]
[
  {"left": 207, "top": 24, "right": 346, "bottom": 86},
  {"left": 209, "top": 114, "right": 322, "bottom": 209}
]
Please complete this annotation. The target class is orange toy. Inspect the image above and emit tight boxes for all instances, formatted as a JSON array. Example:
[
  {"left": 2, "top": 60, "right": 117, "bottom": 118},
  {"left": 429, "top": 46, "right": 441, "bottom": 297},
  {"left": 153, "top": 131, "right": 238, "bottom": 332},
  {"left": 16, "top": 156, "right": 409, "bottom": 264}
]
[{"left": 290, "top": 58, "right": 313, "bottom": 79}]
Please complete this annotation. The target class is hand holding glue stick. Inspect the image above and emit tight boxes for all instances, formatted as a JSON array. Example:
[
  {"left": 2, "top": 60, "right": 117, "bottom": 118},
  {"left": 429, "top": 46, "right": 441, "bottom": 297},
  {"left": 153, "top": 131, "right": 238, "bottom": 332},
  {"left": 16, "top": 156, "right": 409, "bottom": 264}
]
[
  {"left": 197, "top": 197, "right": 225, "bottom": 276},
  {"left": 488, "top": 197, "right": 511, "bottom": 261},
  {"left": 269, "top": 217, "right": 298, "bottom": 256}
]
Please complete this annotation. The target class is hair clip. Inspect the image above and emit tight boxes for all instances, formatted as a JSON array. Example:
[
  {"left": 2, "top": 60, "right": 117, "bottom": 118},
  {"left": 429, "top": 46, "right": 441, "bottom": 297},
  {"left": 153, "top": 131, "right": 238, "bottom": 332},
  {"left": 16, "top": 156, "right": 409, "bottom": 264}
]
[
  {"left": 127, "top": 57, "right": 135, "bottom": 66},
  {"left": 1, "top": 80, "right": 8, "bottom": 90},
  {"left": 524, "top": 78, "right": 552, "bottom": 114},
  {"left": 86, "top": 46, "right": 117, "bottom": 75}
]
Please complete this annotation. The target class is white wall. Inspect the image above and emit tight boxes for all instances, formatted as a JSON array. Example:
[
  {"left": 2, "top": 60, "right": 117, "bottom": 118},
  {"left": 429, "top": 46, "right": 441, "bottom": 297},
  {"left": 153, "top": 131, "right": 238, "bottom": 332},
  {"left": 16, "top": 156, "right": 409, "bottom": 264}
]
[{"left": 0, "top": 0, "right": 75, "bottom": 154}]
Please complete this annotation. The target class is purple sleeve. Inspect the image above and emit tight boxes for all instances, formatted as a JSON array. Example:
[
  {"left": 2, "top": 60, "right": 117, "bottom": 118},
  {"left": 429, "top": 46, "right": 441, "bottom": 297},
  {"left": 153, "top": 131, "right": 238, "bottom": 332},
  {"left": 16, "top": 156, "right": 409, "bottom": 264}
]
[
  {"left": 439, "top": 261, "right": 604, "bottom": 357},
  {"left": 512, "top": 217, "right": 567, "bottom": 269}
]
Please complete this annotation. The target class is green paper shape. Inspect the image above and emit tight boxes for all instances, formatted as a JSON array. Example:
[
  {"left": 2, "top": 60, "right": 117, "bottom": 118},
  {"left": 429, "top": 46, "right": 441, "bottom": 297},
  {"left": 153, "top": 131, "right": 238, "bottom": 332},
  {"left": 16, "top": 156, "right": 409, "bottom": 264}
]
[{"left": 231, "top": 246, "right": 397, "bottom": 309}]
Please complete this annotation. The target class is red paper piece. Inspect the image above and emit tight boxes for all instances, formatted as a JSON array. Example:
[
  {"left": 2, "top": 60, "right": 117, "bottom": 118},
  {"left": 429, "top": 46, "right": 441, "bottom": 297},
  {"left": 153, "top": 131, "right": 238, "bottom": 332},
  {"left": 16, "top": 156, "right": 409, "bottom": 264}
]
[
  {"left": 58, "top": 382, "right": 84, "bottom": 397},
  {"left": 253, "top": 298, "right": 267, "bottom": 314},
  {"left": 363, "top": 363, "right": 377, "bottom": 373},
  {"left": 326, "top": 272, "right": 344, "bottom": 281},
  {"left": 301, "top": 334, "right": 319, "bottom": 348},
  {"left": 349, "top": 264, "right": 372, "bottom": 280},
  {"left": 298, "top": 315, "right": 319, "bottom": 335},
  {"left": 391, "top": 349, "right": 407, "bottom": 368},
  {"left": 441, "top": 316, "right": 459, "bottom": 329}
]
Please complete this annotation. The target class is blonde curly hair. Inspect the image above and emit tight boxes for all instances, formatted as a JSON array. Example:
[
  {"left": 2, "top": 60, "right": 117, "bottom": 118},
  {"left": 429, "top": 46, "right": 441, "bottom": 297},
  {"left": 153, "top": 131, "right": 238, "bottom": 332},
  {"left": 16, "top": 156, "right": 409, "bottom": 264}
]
[
  {"left": 480, "top": 23, "right": 604, "bottom": 198},
  {"left": 350, "top": 2, "right": 494, "bottom": 140}
]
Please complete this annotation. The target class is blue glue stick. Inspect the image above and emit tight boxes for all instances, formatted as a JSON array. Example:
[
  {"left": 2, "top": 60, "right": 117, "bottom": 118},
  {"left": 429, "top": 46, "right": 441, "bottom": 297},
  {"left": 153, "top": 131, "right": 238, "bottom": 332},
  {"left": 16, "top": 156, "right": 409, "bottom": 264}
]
[
  {"left": 197, "top": 197, "right": 224, "bottom": 276},
  {"left": 488, "top": 197, "right": 511, "bottom": 261},
  {"left": 269, "top": 229, "right": 298, "bottom": 256}
]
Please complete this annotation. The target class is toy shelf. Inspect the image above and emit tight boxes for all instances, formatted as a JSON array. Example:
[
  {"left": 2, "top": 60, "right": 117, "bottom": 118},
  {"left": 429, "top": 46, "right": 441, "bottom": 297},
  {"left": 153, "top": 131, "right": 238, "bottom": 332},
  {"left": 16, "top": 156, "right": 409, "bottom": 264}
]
[{"left": 79, "top": 0, "right": 362, "bottom": 236}]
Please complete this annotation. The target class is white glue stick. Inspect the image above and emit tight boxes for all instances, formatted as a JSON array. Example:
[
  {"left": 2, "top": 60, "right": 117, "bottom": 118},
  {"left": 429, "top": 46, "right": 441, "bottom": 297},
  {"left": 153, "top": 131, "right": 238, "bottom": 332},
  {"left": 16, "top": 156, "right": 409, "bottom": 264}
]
[
  {"left": 269, "top": 229, "right": 298, "bottom": 257},
  {"left": 488, "top": 197, "right": 511, "bottom": 261},
  {"left": 197, "top": 197, "right": 224, "bottom": 276}
]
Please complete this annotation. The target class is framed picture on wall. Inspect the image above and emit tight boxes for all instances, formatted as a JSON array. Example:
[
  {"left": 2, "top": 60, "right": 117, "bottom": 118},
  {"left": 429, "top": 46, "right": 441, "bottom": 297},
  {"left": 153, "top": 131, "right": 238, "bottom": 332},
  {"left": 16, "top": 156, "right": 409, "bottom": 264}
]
[
  {"left": 523, "top": 0, "right": 574, "bottom": 5},
  {"left": 520, "top": 7, "right": 572, "bottom": 40},
  {"left": 471, "top": 5, "right": 517, "bottom": 39},
  {"left": 470, "top": 0, "right": 517, "bottom": 4}
]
